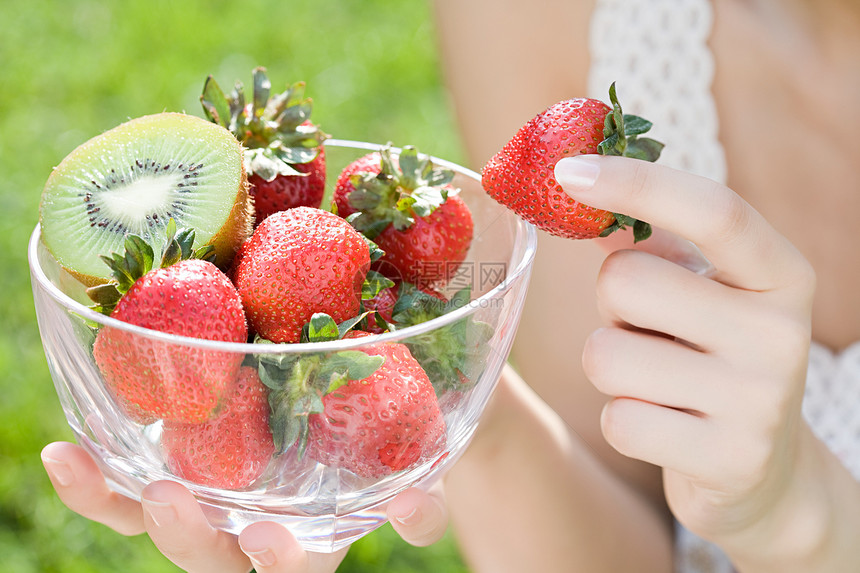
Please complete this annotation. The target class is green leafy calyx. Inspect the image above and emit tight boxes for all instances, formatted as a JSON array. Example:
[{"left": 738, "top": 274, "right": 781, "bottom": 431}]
[
  {"left": 595, "top": 82, "right": 664, "bottom": 243},
  {"left": 200, "top": 66, "right": 328, "bottom": 182},
  {"left": 389, "top": 283, "right": 494, "bottom": 395},
  {"left": 86, "top": 219, "right": 215, "bottom": 315},
  {"left": 255, "top": 315, "right": 384, "bottom": 456},
  {"left": 346, "top": 144, "right": 457, "bottom": 239}
]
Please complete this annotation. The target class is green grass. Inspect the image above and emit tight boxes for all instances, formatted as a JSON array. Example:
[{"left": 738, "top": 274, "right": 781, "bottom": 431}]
[{"left": 0, "top": 1, "right": 469, "bottom": 570}]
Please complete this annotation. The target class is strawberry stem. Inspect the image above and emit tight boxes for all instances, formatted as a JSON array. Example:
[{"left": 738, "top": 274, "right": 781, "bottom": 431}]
[{"left": 595, "top": 82, "right": 664, "bottom": 242}]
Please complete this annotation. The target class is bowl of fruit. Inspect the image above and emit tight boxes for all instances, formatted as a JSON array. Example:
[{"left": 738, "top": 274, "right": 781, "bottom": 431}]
[{"left": 28, "top": 70, "right": 537, "bottom": 552}]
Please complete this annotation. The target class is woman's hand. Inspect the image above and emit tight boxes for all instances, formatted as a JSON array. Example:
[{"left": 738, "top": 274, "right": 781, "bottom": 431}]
[
  {"left": 41, "top": 441, "right": 448, "bottom": 573},
  {"left": 554, "top": 155, "right": 837, "bottom": 570}
]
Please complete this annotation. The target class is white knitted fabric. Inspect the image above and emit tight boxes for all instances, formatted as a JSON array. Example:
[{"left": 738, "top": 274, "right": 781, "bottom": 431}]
[
  {"left": 804, "top": 341, "right": 860, "bottom": 481},
  {"left": 588, "top": 0, "right": 726, "bottom": 183},
  {"left": 587, "top": 1, "right": 860, "bottom": 572}
]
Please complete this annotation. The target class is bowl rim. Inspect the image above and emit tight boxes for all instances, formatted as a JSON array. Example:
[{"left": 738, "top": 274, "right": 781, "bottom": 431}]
[{"left": 29, "top": 138, "right": 537, "bottom": 354}]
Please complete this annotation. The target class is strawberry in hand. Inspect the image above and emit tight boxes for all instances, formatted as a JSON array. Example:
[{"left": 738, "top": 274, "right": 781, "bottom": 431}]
[
  {"left": 481, "top": 83, "right": 663, "bottom": 242},
  {"left": 201, "top": 66, "right": 328, "bottom": 224},
  {"left": 333, "top": 144, "right": 474, "bottom": 288},
  {"left": 88, "top": 221, "right": 248, "bottom": 424}
]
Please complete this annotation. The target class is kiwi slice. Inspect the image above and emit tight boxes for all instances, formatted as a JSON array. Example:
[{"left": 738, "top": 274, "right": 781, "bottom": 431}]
[{"left": 40, "top": 112, "right": 251, "bottom": 285}]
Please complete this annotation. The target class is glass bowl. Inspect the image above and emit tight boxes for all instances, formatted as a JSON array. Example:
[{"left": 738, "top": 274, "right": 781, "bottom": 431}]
[{"left": 28, "top": 139, "right": 537, "bottom": 552}]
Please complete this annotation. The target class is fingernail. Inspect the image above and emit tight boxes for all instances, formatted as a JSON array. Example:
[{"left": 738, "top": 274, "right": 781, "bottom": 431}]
[
  {"left": 42, "top": 456, "right": 75, "bottom": 487},
  {"left": 554, "top": 156, "right": 600, "bottom": 192},
  {"left": 141, "top": 498, "right": 177, "bottom": 527},
  {"left": 244, "top": 546, "right": 276, "bottom": 568},
  {"left": 393, "top": 506, "right": 421, "bottom": 526}
]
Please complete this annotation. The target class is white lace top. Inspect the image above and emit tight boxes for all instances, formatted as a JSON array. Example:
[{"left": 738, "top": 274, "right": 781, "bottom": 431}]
[{"left": 587, "top": 1, "right": 860, "bottom": 571}]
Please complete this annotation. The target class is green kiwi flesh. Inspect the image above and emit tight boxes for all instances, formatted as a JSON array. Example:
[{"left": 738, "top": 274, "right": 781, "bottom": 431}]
[{"left": 39, "top": 112, "right": 251, "bottom": 285}]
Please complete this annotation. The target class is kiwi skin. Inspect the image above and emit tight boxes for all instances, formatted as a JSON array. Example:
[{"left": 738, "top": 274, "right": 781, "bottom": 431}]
[
  {"left": 39, "top": 112, "right": 253, "bottom": 286},
  {"left": 208, "top": 176, "right": 252, "bottom": 277}
]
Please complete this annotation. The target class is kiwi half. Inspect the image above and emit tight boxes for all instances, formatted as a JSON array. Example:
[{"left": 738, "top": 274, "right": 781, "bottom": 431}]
[{"left": 40, "top": 112, "right": 251, "bottom": 285}]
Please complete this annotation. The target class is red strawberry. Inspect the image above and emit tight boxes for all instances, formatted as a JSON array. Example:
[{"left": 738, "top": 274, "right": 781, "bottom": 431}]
[
  {"left": 333, "top": 145, "right": 474, "bottom": 288},
  {"left": 248, "top": 142, "right": 327, "bottom": 221},
  {"left": 373, "top": 194, "right": 473, "bottom": 288},
  {"left": 90, "top": 225, "right": 248, "bottom": 423},
  {"left": 361, "top": 282, "right": 399, "bottom": 334},
  {"left": 162, "top": 366, "right": 275, "bottom": 489},
  {"left": 362, "top": 280, "right": 447, "bottom": 334},
  {"left": 201, "top": 67, "right": 328, "bottom": 224},
  {"left": 308, "top": 331, "right": 445, "bottom": 477},
  {"left": 481, "top": 83, "right": 663, "bottom": 242},
  {"left": 261, "top": 327, "right": 446, "bottom": 478},
  {"left": 232, "top": 207, "right": 371, "bottom": 343}
]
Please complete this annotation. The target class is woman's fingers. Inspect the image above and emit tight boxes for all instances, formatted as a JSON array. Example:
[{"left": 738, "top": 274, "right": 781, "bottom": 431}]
[
  {"left": 583, "top": 327, "right": 726, "bottom": 414},
  {"left": 387, "top": 483, "right": 449, "bottom": 547},
  {"left": 238, "top": 522, "right": 348, "bottom": 573},
  {"left": 41, "top": 442, "right": 145, "bottom": 536},
  {"left": 594, "top": 219, "right": 715, "bottom": 276},
  {"left": 42, "top": 442, "right": 351, "bottom": 573},
  {"left": 554, "top": 155, "right": 813, "bottom": 294},
  {"left": 140, "top": 480, "right": 251, "bottom": 573},
  {"left": 600, "top": 397, "right": 718, "bottom": 480},
  {"left": 593, "top": 249, "right": 745, "bottom": 352}
]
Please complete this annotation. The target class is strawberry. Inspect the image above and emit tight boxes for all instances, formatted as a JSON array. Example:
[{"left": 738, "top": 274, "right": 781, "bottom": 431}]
[
  {"left": 248, "top": 147, "right": 326, "bottom": 222},
  {"left": 89, "top": 222, "right": 248, "bottom": 423},
  {"left": 363, "top": 280, "right": 447, "bottom": 324},
  {"left": 162, "top": 366, "right": 275, "bottom": 489},
  {"left": 259, "top": 322, "right": 446, "bottom": 478},
  {"left": 481, "top": 83, "right": 663, "bottom": 242},
  {"left": 333, "top": 145, "right": 474, "bottom": 288},
  {"left": 232, "top": 207, "right": 376, "bottom": 344},
  {"left": 201, "top": 66, "right": 328, "bottom": 224},
  {"left": 362, "top": 282, "right": 400, "bottom": 326}
]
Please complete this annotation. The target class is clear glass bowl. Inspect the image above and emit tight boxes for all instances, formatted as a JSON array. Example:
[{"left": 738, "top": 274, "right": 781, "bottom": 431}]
[{"left": 28, "top": 139, "right": 537, "bottom": 552}]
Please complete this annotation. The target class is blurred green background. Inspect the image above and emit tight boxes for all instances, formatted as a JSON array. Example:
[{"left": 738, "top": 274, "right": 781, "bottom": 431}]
[{"left": 0, "top": 1, "right": 471, "bottom": 571}]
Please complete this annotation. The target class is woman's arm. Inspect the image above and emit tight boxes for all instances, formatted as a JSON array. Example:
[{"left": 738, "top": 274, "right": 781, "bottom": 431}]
[
  {"left": 431, "top": 0, "right": 666, "bottom": 504},
  {"left": 446, "top": 366, "right": 674, "bottom": 572},
  {"left": 432, "top": 2, "right": 675, "bottom": 570}
]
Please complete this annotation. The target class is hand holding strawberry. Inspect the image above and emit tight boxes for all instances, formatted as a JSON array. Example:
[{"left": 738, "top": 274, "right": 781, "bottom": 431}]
[{"left": 481, "top": 83, "right": 663, "bottom": 242}]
